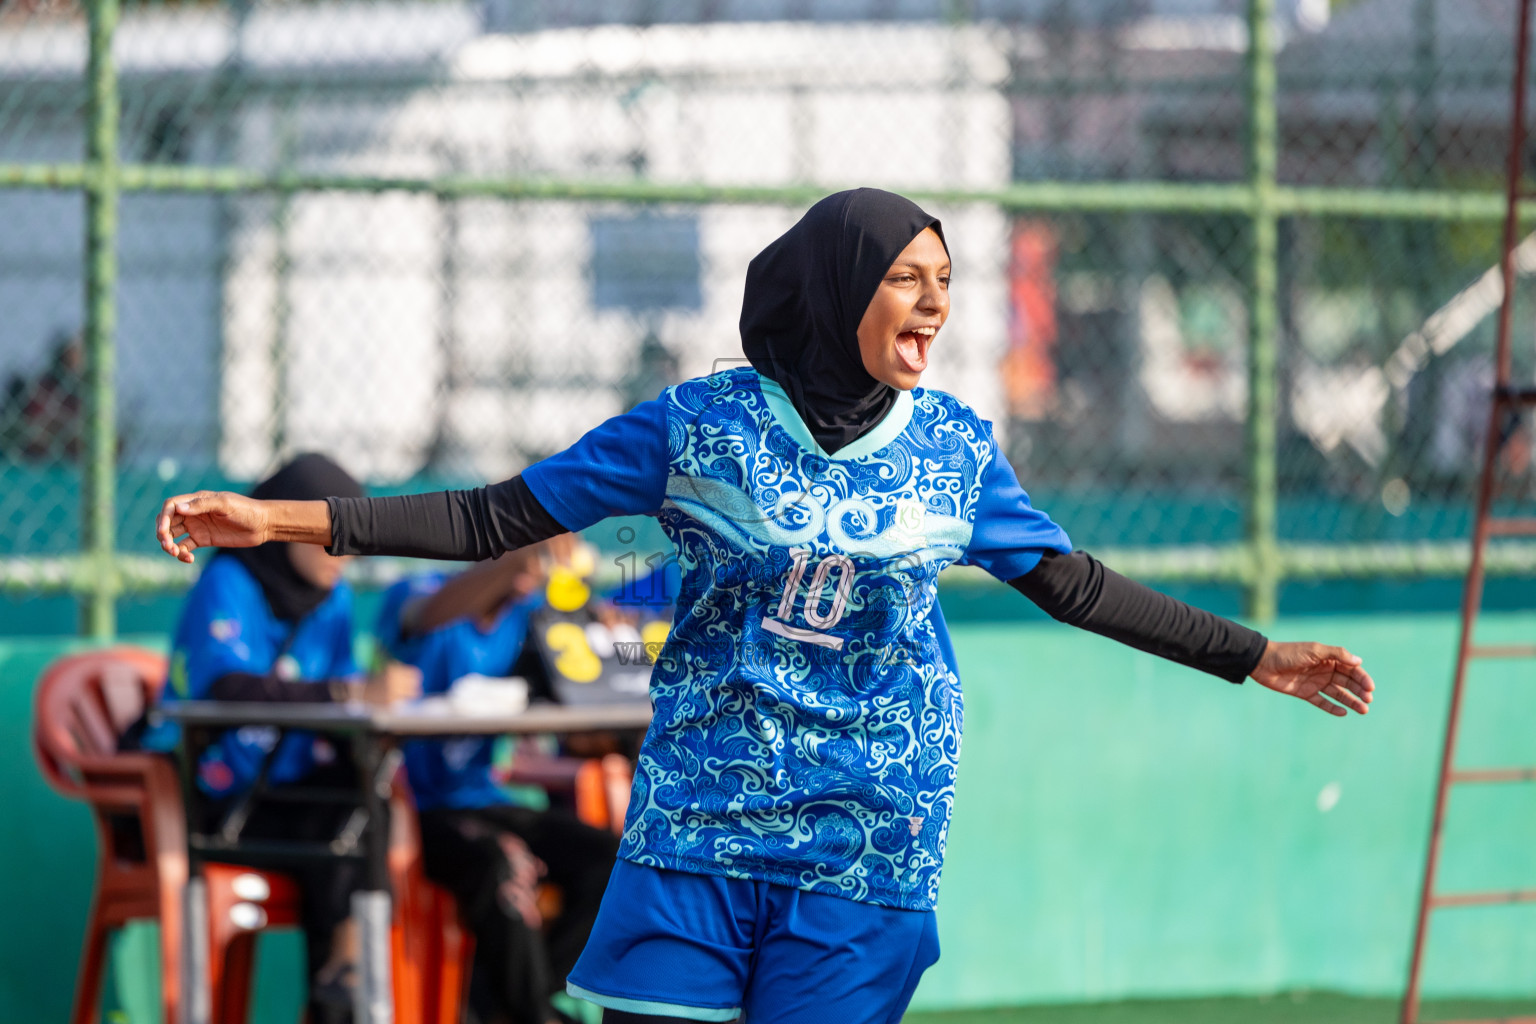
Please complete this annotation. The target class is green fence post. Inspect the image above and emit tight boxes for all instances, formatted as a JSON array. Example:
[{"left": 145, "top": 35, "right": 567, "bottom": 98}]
[
  {"left": 82, "top": 0, "right": 121, "bottom": 638},
  {"left": 1245, "top": 0, "right": 1280, "bottom": 622}
]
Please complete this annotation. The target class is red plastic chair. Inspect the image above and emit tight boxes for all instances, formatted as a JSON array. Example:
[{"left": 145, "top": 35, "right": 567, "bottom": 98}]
[
  {"left": 202, "top": 862, "right": 305, "bottom": 1024},
  {"left": 503, "top": 752, "right": 632, "bottom": 836},
  {"left": 390, "top": 780, "right": 473, "bottom": 1024},
  {"left": 32, "top": 647, "right": 470, "bottom": 1024},
  {"left": 35, "top": 646, "right": 208, "bottom": 1024},
  {"left": 597, "top": 753, "right": 633, "bottom": 835}
]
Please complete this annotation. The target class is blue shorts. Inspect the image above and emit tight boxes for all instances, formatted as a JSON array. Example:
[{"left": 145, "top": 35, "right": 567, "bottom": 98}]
[{"left": 567, "top": 860, "right": 940, "bottom": 1023}]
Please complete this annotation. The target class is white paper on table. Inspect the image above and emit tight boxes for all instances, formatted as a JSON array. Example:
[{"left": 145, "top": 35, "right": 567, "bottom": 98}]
[{"left": 445, "top": 673, "right": 530, "bottom": 717}]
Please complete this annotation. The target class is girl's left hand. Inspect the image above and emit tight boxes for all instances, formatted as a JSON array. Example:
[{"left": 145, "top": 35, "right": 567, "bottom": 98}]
[{"left": 1249, "top": 641, "right": 1375, "bottom": 716}]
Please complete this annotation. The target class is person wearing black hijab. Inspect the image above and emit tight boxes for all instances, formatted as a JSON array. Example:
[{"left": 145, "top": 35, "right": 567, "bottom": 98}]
[
  {"left": 223, "top": 452, "right": 365, "bottom": 623},
  {"left": 158, "top": 192, "right": 1375, "bottom": 1024},
  {"left": 151, "top": 453, "right": 410, "bottom": 1023},
  {"left": 740, "top": 187, "right": 945, "bottom": 454}
]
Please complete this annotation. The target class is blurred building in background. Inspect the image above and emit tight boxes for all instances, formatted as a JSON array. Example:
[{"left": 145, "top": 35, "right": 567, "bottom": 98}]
[
  {"left": 0, "top": 0, "right": 1531, "bottom": 590},
  {"left": 5, "top": 2, "right": 1021, "bottom": 483}
]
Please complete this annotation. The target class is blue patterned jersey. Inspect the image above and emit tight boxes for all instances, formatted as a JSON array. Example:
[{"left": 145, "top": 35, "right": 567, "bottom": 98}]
[{"left": 523, "top": 368, "right": 1069, "bottom": 909}]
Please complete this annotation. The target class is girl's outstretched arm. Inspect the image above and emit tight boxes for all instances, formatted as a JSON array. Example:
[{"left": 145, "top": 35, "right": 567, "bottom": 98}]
[
  {"left": 157, "top": 475, "right": 564, "bottom": 564},
  {"left": 325, "top": 476, "right": 564, "bottom": 560},
  {"left": 1012, "top": 549, "right": 1374, "bottom": 717},
  {"left": 1010, "top": 549, "right": 1265, "bottom": 681},
  {"left": 157, "top": 396, "right": 669, "bottom": 565},
  {"left": 961, "top": 439, "right": 1373, "bottom": 716}
]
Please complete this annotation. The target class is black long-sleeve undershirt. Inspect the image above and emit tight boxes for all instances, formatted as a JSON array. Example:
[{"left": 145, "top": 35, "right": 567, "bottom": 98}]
[
  {"left": 326, "top": 478, "right": 1267, "bottom": 682},
  {"left": 1009, "top": 549, "right": 1268, "bottom": 683},
  {"left": 327, "top": 476, "right": 566, "bottom": 561}
]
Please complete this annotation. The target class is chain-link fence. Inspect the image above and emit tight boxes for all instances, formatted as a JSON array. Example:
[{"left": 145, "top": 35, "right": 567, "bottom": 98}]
[{"left": 2, "top": 0, "right": 1534, "bottom": 635}]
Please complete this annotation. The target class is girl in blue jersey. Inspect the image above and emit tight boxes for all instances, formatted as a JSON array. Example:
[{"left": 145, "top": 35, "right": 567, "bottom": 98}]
[{"left": 158, "top": 190, "right": 1375, "bottom": 1024}]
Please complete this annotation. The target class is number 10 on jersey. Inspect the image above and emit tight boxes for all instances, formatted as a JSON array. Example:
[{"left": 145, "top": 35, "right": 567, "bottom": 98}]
[{"left": 762, "top": 547, "right": 854, "bottom": 651}]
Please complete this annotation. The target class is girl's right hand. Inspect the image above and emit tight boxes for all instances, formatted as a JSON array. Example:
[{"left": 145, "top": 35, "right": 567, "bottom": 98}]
[{"left": 157, "top": 490, "right": 271, "bottom": 563}]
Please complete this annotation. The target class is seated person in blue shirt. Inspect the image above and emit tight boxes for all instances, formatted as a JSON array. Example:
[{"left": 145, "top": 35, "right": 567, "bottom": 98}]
[
  {"left": 152, "top": 454, "right": 416, "bottom": 1021},
  {"left": 375, "top": 540, "right": 620, "bottom": 1024}
]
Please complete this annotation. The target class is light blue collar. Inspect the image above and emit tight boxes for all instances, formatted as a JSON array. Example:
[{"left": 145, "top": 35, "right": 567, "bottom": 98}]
[{"left": 754, "top": 372, "right": 914, "bottom": 461}]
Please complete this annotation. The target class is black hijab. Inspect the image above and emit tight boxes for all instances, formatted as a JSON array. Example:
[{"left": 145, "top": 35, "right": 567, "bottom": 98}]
[
  {"left": 740, "top": 188, "right": 946, "bottom": 454},
  {"left": 225, "top": 453, "right": 364, "bottom": 622}
]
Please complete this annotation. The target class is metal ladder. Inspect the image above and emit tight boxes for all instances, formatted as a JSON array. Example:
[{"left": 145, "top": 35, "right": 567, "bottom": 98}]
[{"left": 1401, "top": 0, "right": 1536, "bottom": 1019}]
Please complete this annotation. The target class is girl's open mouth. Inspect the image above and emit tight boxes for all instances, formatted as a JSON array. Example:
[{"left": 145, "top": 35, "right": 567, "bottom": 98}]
[{"left": 895, "top": 327, "right": 936, "bottom": 374}]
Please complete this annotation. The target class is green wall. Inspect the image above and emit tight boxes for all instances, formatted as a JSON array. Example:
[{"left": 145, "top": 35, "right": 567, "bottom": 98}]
[
  {"left": 1, "top": 637, "right": 98, "bottom": 1024},
  {"left": 4, "top": 611, "right": 1535, "bottom": 1020},
  {"left": 918, "top": 610, "right": 1536, "bottom": 1009},
  {"left": 0, "top": 637, "right": 304, "bottom": 1024}
]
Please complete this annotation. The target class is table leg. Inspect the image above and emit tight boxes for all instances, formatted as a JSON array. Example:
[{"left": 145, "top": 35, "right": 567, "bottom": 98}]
[
  {"left": 178, "top": 725, "right": 211, "bottom": 1024},
  {"left": 353, "top": 733, "right": 395, "bottom": 1024},
  {"left": 179, "top": 875, "right": 210, "bottom": 1024},
  {"left": 352, "top": 889, "right": 394, "bottom": 1024}
]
